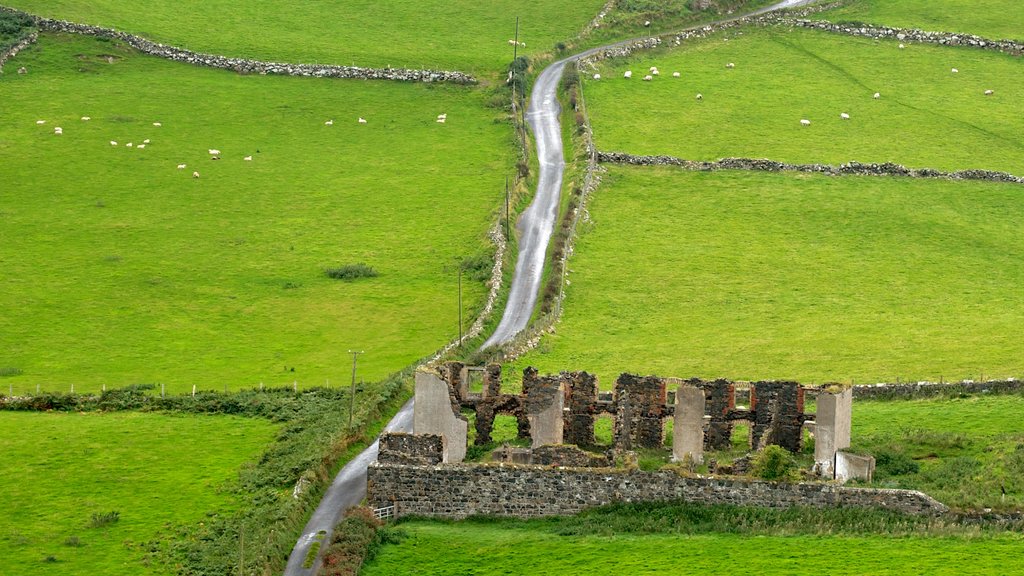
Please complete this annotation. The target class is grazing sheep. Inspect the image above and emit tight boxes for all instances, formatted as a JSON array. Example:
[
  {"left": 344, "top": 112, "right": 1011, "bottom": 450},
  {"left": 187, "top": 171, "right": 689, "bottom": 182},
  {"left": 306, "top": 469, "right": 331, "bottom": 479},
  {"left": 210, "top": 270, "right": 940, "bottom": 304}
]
[
  {"left": 110, "top": 141, "right": 118, "bottom": 146},
  {"left": 143, "top": 139, "right": 150, "bottom": 144},
  {"left": 437, "top": 117, "right": 446, "bottom": 123},
  {"left": 672, "top": 72, "right": 680, "bottom": 78},
  {"left": 244, "top": 155, "right": 252, "bottom": 161},
  {"left": 208, "top": 149, "right": 220, "bottom": 155},
  {"left": 325, "top": 119, "right": 333, "bottom": 125},
  {"left": 126, "top": 142, "right": 133, "bottom": 147},
  {"left": 873, "top": 92, "right": 881, "bottom": 99},
  {"left": 644, "top": 20, "right": 650, "bottom": 27},
  {"left": 696, "top": 93, "right": 703, "bottom": 100},
  {"left": 81, "top": 116, "right": 91, "bottom": 121},
  {"left": 593, "top": 73, "right": 601, "bottom": 80},
  {"left": 840, "top": 112, "right": 850, "bottom": 120},
  {"left": 800, "top": 119, "right": 811, "bottom": 126},
  {"left": 652, "top": 69, "right": 659, "bottom": 76},
  {"left": 726, "top": 62, "right": 735, "bottom": 68},
  {"left": 136, "top": 144, "right": 146, "bottom": 149},
  {"left": 153, "top": 122, "right": 162, "bottom": 127},
  {"left": 177, "top": 164, "right": 187, "bottom": 169},
  {"left": 358, "top": 117, "right": 367, "bottom": 123},
  {"left": 624, "top": 70, "right": 632, "bottom": 78},
  {"left": 899, "top": 43, "right": 905, "bottom": 49},
  {"left": 437, "top": 113, "right": 447, "bottom": 120},
  {"left": 643, "top": 75, "right": 653, "bottom": 81},
  {"left": 192, "top": 171, "right": 200, "bottom": 178},
  {"left": 508, "top": 39, "right": 516, "bottom": 45},
  {"left": 36, "top": 120, "right": 45, "bottom": 125},
  {"left": 17, "top": 66, "right": 26, "bottom": 74},
  {"left": 984, "top": 89, "right": 994, "bottom": 95},
  {"left": 951, "top": 68, "right": 959, "bottom": 73},
  {"left": 54, "top": 127, "right": 63, "bottom": 135}
]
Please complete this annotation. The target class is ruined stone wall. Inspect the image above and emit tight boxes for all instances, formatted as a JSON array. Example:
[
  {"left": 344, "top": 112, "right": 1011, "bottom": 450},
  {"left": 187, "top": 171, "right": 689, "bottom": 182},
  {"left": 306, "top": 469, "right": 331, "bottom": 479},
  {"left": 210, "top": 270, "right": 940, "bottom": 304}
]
[
  {"left": 783, "top": 18, "right": 1024, "bottom": 57},
  {"left": 0, "top": 32, "right": 37, "bottom": 73},
  {"left": 563, "top": 371, "right": 601, "bottom": 446},
  {"left": 613, "top": 374, "right": 667, "bottom": 449},
  {"left": 367, "top": 463, "right": 948, "bottom": 519},
  {"left": 0, "top": 7, "right": 475, "bottom": 83},
  {"left": 598, "top": 153, "right": 1024, "bottom": 185},
  {"left": 704, "top": 379, "right": 736, "bottom": 451},
  {"left": 852, "top": 379, "right": 1024, "bottom": 400},
  {"left": 750, "top": 382, "right": 805, "bottom": 452},
  {"left": 378, "top": 433, "right": 443, "bottom": 466}
]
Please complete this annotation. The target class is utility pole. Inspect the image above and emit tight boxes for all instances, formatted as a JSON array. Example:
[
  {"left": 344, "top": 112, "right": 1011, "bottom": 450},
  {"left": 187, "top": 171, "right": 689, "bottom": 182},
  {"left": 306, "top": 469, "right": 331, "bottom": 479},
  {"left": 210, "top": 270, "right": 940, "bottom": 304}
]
[{"left": 348, "top": 350, "right": 363, "bottom": 430}]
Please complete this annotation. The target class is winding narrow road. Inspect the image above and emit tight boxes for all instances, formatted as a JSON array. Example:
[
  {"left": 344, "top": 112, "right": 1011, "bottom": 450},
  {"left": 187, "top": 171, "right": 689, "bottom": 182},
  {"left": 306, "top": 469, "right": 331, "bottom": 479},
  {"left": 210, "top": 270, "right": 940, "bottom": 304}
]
[{"left": 284, "top": 2, "right": 817, "bottom": 574}]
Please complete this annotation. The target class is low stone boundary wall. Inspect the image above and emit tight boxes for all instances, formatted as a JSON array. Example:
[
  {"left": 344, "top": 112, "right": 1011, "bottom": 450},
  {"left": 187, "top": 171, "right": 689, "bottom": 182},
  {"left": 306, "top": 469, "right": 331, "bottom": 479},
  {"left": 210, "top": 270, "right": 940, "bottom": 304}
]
[
  {"left": 0, "top": 6, "right": 475, "bottom": 83},
  {"left": 367, "top": 463, "right": 948, "bottom": 519},
  {"left": 853, "top": 379, "right": 1023, "bottom": 401},
  {"left": 597, "top": 151, "right": 1024, "bottom": 185},
  {"left": 783, "top": 18, "right": 1024, "bottom": 56},
  {"left": 0, "top": 32, "right": 37, "bottom": 72}
]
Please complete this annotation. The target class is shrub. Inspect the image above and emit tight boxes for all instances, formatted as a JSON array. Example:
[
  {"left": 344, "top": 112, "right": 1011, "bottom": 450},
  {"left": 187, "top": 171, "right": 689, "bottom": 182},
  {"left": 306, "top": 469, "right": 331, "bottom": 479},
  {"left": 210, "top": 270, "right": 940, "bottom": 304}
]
[
  {"left": 460, "top": 253, "right": 493, "bottom": 283},
  {"left": 751, "top": 445, "right": 799, "bottom": 482},
  {"left": 63, "top": 536, "right": 81, "bottom": 547},
  {"left": 874, "top": 450, "right": 920, "bottom": 477},
  {"left": 324, "top": 263, "right": 378, "bottom": 281},
  {"left": 317, "top": 507, "right": 384, "bottom": 576},
  {"left": 89, "top": 511, "right": 120, "bottom": 528},
  {"left": 0, "top": 366, "right": 22, "bottom": 377}
]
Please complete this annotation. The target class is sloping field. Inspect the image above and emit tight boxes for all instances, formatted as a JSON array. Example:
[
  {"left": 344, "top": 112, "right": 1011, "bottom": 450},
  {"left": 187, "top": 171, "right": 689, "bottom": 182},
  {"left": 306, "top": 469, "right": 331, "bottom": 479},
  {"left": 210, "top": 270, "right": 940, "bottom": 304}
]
[
  {"left": 0, "top": 411, "right": 277, "bottom": 576},
  {"left": 362, "top": 521, "right": 1024, "bottom": 576},
  {"left": 582, "top": 26, "right": 1024, "bottom": 173},
  {"left": 506, "top": 166, "right": 1024, "bottom": 385},
  {"left": 2, "top": 0, "right": 606, "bottom": 73},
  {"left": 819, "top": 0, "right": 1024, "bottom": 42},
  {"left": 0, "top": 34, "right": 510, "bottom": 393}
]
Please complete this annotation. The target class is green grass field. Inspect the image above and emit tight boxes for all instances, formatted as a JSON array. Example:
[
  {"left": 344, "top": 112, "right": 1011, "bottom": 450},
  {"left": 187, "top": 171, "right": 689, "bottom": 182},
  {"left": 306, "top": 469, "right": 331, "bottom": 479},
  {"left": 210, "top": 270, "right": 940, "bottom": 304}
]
[
  {"left": 505, "top": 166, "right": 1024, "bottom": 386},
  {"left": 0, "top": 411, "right": 277, "bottom": 575},
  {"left": 3, "top": 0, "right": 606, "bottom": 73},
  {"left": 820, "top": 0, "right": 1024, "bottom": 42},
  {"left": 582, "top": 26, "right": 1024, "bottom": 173},
  {"left": 0, "top": 33, "right": 510, "bottom": 393},
  {"left": 362, "top": 521, "right": 1024, "bottom": 575}
]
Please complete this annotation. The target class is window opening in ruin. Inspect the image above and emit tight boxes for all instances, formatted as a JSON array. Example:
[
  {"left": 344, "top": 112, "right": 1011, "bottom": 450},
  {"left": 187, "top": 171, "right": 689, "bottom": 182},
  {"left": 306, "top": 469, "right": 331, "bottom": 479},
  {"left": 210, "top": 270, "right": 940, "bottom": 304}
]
[
  {"left": 663, "top": 417, "right": 675, "bottom": 449},
  {"left": 594, "top": 414, "right": 614, "bottom": 446},
  {"left": 731, "top": 421, "right": 752, "bottom": 452},
  {"left": 465, "top": 368, "right": 485, "bottom": 395},
  {"left": 491, "top": 415, "right": 524, "bottom": 446}
]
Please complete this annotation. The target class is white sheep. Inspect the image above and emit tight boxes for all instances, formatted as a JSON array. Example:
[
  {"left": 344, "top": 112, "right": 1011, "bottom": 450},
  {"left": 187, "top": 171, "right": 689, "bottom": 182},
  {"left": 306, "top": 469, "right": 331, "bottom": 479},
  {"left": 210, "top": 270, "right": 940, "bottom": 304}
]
[
  {"left": 54, "top": 127, "right": 63, "bottom": 135},
  {"left": 593, "top": 73, "right": 601, "bottom": 80},
  {"left": 437, "top": 113, "right": 447, "bottom": 120},
  {"left": 244, "top": 155, "right": 253, "bottom": 161},
  {"left": 508, "top": 39, "right": 517, "bottom": 45},
  {"left": 110, "top": 141, "right": 118, "bottom": 146},
  {"left": 652, "top": 69, "right": 659, "bottom": 76},
  {"left": 624, "top": 70, "right": 632, "bottom": 79},
  {"left": 726, "top": 62, "right": 735, "bottom": 68},
  {"left": 177, "top": 163, "right": 187, "bottom": 169},
  {"left": 324, "top": 119, "right": 333, "bottom": 126},
  {"left": 437, "top": 117, "right": 446, "bottom": 123},
  {"left": 153, "top": 122, "right": 162, "bottom": 127},
  {"left": 951, "top": 68, "right": 959, "bottom": 73},
  {"left": 672, "top": 72, "right": 680, "bottom": 78},
  {"left": 143, "top": 139, "right": 150, "bottom": 144},
  {"left": 81, "top": 116, "right": 91, "bottom": 121},
  {"left": 984, "top": 89, "right": 994, "bottom": 95},
  {"left": 643, "top": 20, "right": 650, "bottom": 27},
  {"left": 36, "top": 120, "right": 46, "bottom": 125},
  {"left": 126, "top": 142, "right": 133, "bottom": 147},
  {"left": 840, "top": 112, "right": 850, "bottom": 120},
  {"left": 899, "top": 43, "right": 905, "bottom": 49},
  {"left": 136, "top": 144, "right": 146, "bottom": 149},
  {"left": 643, "top": 75, "right": 653, "bottom": 81},
  {"left": 696, "top": 93, "right": 703, "bottom": 100},
  {"left": 192, "top": 171, "right": 200, "bottom": 178},
  {"left": 358, "top": 117, "right": 367, "bottom": 124},
  {"left": 873, "top": 92, "right": 881, "bottom": 99},
  {"left": 800, "top": 119, "right": 811, "bottom": 126},
  {"left": 208, "top": 149, "right": 220, "bottom": 155}
]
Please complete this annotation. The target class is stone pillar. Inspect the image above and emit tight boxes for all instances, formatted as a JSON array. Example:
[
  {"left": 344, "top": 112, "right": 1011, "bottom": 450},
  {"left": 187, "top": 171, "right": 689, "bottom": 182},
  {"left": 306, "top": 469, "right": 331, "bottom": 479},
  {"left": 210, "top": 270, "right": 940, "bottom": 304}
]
[
  {"left": 704, "top": 379, "right": 735, "bottom": 451},
  {"left": 445, "top": 361, "right": 466, "bottom": 401},
  {"left": 413, "top": 369, "right": 468, "bottom": 463},
  {"left": 750, "top": 381, "right": 804, "bottom": 452},
  {"left": 613, "top": 374, "right": 667, "bottom": 449},
  {"left": 673, "top": 384, "right": 705, "bottom": 464},
  {"left": 564, "top": 371, "right": 599, "bottom": 446},
  {"left": 523, "top": 371, "right": 564, "bottom": 448},
  {"left": 814, "top": 387, "right": 853, "bottom": 477},
  {"left": 484, "top": 364, "right": 502, "bottom": 398}
]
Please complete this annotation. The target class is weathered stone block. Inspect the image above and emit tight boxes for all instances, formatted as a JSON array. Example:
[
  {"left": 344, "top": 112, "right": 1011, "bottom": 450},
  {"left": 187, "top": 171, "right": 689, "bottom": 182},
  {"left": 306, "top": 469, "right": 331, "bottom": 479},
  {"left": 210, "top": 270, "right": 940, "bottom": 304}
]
[
  {"left": 673, "top": 384, "right": 705, "bottom": 464},
  {"left": 413, "top": 369, "right": 468, "bottom": 463}
]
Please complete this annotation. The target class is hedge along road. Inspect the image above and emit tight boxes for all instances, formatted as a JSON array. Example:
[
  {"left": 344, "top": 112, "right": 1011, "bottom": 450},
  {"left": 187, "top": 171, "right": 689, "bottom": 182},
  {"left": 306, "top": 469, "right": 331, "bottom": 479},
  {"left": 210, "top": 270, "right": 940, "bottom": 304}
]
[{"left": 284, "top": 1, "right": 818, "bottom": 574}]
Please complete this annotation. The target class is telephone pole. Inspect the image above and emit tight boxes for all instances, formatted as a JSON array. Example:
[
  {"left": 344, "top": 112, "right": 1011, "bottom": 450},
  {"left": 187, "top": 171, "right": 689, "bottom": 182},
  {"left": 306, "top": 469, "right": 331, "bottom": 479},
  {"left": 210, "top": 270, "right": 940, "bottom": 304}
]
[{"left": 347, "top": 350, "right": 363, "bottom": 430}]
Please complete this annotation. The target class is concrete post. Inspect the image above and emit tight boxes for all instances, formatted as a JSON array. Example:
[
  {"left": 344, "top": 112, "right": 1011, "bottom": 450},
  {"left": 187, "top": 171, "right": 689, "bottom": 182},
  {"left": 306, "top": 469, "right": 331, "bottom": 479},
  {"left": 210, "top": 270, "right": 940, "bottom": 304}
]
[
  {"left": 524, "top": 375, "right": 564, "bottom": 448},
  {"left": 413, "top": 370, "right": 468, "bottom": 463},
  {"left": 673, "top": 384, "right": 705, "bottom": 464},
  {"left": 814, "top": 387, "right": 852, "bottom": 477}
]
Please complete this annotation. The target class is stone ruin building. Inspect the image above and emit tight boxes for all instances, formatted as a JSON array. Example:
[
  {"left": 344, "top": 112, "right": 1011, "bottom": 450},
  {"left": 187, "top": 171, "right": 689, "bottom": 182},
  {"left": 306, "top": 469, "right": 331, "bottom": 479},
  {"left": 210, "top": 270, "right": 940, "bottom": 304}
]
[{"left": 404, "top": 363, "right": 871, "bottom": 482}]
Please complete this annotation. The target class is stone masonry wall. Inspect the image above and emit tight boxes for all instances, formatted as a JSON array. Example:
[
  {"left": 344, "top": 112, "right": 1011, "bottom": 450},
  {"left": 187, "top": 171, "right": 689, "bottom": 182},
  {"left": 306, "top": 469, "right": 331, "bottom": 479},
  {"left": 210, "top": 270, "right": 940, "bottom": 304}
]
[
  {"left": 853, "top": 379, "right": 1024, "bottom": 400},
  {"left": 0, "top": 32, "right": 37, "bottom": 73},
  {"left": 378, "top": 433, "right": 443, "bottom": 466},
  {"left": 0, "top": 7, "right": 475, "bottom": 83},
  {"left": 784, "top": 18, "right": 1024, "bottom": 57},
  {"left": 367, "top": 463, "right": 948, "bottom": 519},
  {"left": 598, "top": 153, "right": 1024, "bottom": 185},
  {"left": 613, "top": 374, "right": 667, "bottom": 449}
]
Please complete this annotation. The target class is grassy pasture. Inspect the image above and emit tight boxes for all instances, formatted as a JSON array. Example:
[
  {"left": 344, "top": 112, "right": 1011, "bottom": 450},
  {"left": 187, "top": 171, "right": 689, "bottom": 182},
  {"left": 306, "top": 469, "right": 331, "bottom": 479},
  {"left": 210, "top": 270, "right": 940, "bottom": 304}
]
[
  {"left": 0, "top": 33, "right": 510, "bottom": 393},
  {"left": 0, "top": 411, "right": 277, "bottom": 576},
  {"left": 362, "top": 521, "right": 1024, "bottom": 575},
  {"left": 2, "top": 0, "right": 606, "bottom": 74},
  {"left": 820, "top": 0, "right": 1024, "bottom": 42},
  {"left": 505, "top": 166, "right": 1024, "bottom": 387},
  {"left": 582, "top": 26, "right": 1024, "bottom": 173}
]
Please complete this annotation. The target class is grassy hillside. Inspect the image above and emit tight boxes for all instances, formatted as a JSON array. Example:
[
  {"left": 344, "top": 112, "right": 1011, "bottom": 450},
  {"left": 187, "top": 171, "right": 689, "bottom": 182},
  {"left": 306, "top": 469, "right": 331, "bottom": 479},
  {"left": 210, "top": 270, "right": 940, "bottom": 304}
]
[
  {"left": 0, "top": 33, "right": 509, "bottom": 393},
  {"left": 820, "top": 0, "right": 1024, "bottom": 41},
  {"left": 362, "top": 520, "right": 1024, "bottom": 575},
  {"left": 2, "top": 0, "right": 606, "bottom": 73},
  {"left": 0, "top": 411, "right": 277, "bottom": 576},
  {"left": 582, "top": 26, "right": 1024, "bottom": 173},
  {"left": 505, "top": 166, "right": 1024, "bottom": 386}
]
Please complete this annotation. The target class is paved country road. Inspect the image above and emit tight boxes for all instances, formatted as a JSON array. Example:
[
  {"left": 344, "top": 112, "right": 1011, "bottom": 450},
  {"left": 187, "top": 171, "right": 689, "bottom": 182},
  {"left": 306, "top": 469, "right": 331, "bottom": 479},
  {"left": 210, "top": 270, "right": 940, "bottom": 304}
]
[{"left": 284, "top": 2, "right": 817, "bottom": 574}]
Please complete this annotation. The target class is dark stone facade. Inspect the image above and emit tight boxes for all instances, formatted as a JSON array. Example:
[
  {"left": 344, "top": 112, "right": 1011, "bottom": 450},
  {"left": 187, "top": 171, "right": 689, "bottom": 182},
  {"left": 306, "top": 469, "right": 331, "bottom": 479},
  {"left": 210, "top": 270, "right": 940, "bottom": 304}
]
[
  {"left": 613, "top": 374, "right": 668, "bottom": 449},
  {"left": 531, "top": 445, "right": 611, "bottom": 468},
  {"left": 378, "top": 433, "right": 443, "bottom": 466},
  {"left": 750, "top": 381, "right": 806, "bottom": 452}
]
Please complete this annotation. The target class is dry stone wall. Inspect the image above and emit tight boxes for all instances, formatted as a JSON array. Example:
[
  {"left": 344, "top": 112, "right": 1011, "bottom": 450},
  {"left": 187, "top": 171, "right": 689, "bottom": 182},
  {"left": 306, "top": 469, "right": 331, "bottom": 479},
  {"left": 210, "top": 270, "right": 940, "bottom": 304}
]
[
  {"left": 783, "top": 18, "right": 1024, "bottom": 56},
  {"left": 0, "top": 32, "right": 36, "bottom": 73},
  {"left": 367, "top": 463, "right": 948, "bottom": 518},
  {"left": 853, "top": 379, "right": 1024, "bottom": 400},
  {"left": 598, "top": 152, "right": 1024, "bottom": 185},
  {"left": 0, "top": 7, "right": 474, "bottom": 83}
]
